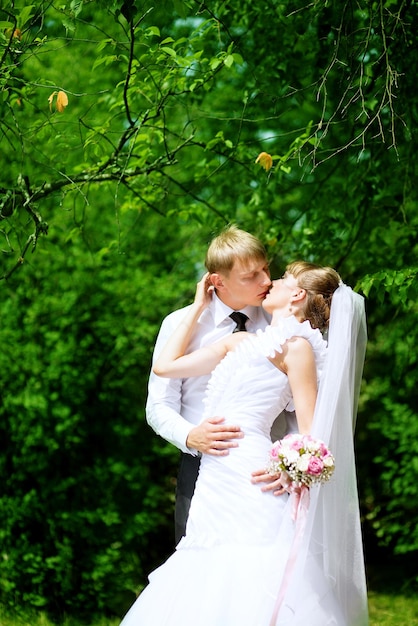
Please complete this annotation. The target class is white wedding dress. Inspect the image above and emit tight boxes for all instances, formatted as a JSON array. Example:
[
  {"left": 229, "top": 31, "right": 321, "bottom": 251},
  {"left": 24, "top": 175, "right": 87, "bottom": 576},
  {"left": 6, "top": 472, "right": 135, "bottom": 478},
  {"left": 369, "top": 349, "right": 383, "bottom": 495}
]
[{"left": 121, "top": 317, "right": 348, "bottom": 626}]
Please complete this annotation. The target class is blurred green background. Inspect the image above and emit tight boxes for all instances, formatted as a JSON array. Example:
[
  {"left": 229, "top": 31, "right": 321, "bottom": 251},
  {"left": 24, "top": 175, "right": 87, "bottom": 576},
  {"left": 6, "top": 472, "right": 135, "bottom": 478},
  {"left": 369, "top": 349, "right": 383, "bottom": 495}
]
[{"left": 0, "top": 0, "right": 416, "bottom": 622}]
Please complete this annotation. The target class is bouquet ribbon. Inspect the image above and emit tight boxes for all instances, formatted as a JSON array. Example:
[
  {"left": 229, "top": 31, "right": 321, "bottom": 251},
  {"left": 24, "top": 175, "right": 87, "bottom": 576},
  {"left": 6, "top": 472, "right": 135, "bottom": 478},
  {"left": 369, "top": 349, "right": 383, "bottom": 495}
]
[{"left": 269, "top": 484, "right": 310, "bottom": 626}]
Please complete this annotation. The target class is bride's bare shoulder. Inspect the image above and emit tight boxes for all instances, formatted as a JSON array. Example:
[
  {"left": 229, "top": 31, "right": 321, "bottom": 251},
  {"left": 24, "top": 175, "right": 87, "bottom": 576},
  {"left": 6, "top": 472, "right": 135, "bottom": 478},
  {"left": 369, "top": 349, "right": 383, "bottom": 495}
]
[{"left": 223, "top": 331, "right": 253, "bottom": 352}]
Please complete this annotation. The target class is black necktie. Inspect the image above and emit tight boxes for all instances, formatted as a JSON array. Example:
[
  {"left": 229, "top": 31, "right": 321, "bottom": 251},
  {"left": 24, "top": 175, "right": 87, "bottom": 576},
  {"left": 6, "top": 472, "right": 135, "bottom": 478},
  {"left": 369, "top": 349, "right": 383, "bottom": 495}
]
[{"left": 229, "top": 312, "right": 249, "bottom": 333}]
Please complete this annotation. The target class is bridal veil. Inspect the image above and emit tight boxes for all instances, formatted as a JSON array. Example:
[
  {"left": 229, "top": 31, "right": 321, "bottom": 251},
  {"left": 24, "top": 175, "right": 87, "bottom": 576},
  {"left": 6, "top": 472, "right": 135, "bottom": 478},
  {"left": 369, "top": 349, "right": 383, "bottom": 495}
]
[{"left": 276, "top": 283, "right": 369, "bottom": 625}]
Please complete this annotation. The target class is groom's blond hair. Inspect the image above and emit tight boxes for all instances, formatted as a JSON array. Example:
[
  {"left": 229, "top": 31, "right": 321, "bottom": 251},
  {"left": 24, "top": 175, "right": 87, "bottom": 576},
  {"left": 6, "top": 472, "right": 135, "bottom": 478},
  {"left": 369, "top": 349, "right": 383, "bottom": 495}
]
[{"left": 205, "top": 225, "right": 267, "bottom": 274}]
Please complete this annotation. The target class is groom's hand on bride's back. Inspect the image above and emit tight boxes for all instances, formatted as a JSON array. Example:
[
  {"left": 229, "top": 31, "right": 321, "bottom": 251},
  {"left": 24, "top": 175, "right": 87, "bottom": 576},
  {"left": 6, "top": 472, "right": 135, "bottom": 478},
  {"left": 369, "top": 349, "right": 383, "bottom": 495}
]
[{"left": 186, "top": 416, "right": 244, "bottom": 455}]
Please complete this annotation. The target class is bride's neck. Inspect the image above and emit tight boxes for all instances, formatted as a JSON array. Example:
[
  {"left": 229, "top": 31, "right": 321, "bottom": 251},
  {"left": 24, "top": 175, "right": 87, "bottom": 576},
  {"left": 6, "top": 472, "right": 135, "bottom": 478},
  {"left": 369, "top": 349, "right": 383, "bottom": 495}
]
[{"left": 270, "top": 309, "right": 304, "bottom": 326}]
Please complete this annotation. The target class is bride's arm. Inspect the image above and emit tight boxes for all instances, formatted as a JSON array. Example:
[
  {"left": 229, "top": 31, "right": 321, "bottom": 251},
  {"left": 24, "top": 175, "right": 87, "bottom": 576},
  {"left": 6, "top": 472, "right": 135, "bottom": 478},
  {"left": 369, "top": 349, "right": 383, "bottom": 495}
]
[
  {"left": 153, "top": 273, "right": 238, "bottom": 379},
  {"left": 252, "top": 337, "right": 317, "bottom": 494},
  {"left": 283, "top": 337, "right": 317, "bottom": 434}
]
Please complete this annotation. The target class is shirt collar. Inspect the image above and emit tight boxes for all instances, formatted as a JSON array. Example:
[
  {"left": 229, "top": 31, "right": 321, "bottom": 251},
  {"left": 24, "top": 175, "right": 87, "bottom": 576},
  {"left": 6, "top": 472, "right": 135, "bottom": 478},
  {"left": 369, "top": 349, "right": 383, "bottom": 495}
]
[{"left": 211, "top": 292, "right": 260, "bottom": 327}]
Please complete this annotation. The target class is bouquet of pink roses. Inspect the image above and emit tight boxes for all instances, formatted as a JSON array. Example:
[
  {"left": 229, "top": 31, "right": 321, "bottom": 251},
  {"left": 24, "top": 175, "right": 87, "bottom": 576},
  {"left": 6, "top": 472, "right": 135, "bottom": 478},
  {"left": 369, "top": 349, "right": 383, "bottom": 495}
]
[{"left": 268, "top": 433, "right": 335, "bottom": 488}]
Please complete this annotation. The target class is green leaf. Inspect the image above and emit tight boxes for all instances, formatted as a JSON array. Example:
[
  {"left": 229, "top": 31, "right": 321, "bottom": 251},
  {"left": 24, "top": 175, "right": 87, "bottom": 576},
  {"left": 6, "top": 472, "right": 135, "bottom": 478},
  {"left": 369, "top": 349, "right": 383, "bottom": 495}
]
[
  {"left": 18, "top": 5, "right": 35, "bottom": 28},
  {"left": 147, "top": 26, "right": 160, "bottom": 37},
  {"left": 161, "top": 46, "right": 177, "bottom": 57},
  {"left": 210, "top": 57, "right": 222, "bottom": 70},
  {"left": 92, "top": 54, "right": 118, "bottom": 69},
  {"left": 70, "top": 0, "right": 83, "bottom": 17}
]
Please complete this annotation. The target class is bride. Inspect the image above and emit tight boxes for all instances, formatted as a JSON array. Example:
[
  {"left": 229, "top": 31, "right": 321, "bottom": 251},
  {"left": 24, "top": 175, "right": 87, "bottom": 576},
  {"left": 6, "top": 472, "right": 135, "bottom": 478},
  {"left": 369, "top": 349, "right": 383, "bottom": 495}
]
[{"left": 120, "top": 262, "right": 368, "bottom": 626}]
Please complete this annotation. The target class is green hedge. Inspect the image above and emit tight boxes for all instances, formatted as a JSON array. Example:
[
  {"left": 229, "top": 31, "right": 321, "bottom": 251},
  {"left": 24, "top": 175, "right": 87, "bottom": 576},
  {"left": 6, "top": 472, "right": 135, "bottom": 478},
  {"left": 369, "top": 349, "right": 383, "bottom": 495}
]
[{"left": 0, "top": 216, "right": 199, "bottom": 618}]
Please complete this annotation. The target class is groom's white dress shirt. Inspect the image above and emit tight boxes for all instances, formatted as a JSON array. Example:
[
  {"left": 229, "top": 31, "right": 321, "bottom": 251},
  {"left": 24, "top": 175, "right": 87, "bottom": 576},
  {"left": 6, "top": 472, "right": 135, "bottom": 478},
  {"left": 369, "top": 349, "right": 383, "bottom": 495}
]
[{"left": 146, "top": 293, "right": 271, "bottom": 454}]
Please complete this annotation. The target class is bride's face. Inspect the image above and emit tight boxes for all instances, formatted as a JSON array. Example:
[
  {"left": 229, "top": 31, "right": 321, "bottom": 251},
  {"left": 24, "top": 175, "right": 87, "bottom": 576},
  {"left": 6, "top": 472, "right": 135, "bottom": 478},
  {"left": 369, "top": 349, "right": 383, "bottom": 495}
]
[{"left": 262, "top": 272, "right": 300, "bottom": 314}]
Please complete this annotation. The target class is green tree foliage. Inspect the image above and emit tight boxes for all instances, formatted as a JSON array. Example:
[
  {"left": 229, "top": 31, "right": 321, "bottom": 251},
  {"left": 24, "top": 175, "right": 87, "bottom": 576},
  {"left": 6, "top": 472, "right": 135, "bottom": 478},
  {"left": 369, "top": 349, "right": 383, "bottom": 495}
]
[
  {"left": 0, "top": 0, "right": 417, "bottom": 617},
  {"left": 0, "top": 210, "right": 198, "bottom": 616}
]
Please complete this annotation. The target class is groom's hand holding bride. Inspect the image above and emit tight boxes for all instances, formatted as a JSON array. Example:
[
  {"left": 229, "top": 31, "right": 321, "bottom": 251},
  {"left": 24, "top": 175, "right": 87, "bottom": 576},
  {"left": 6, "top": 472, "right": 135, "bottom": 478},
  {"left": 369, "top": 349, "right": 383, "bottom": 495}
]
[{"left": 187, "top": 415, "right": 244, "bottom": 456}]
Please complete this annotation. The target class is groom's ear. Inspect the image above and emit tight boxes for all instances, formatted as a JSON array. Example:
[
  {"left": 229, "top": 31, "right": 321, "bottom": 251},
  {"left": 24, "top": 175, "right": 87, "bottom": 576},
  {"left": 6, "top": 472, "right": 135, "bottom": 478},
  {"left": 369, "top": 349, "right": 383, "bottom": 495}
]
[{"left": 210, "top": 273, "right": 225, "bottom": 291}]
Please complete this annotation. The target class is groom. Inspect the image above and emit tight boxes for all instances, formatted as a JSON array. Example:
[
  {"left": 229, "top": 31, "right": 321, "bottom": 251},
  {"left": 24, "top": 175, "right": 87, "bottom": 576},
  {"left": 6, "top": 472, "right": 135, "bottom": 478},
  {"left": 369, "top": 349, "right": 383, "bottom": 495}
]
[{"left": 146, "top": 225, "right": 277, "bottom": 543}]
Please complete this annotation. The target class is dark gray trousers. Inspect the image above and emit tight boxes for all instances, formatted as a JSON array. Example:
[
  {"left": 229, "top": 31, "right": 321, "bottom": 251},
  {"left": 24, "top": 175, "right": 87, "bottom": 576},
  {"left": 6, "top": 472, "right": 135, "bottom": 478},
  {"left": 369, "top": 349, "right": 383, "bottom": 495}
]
[{"left": 175, "top": 453, "right": 201, "bottom": 544}]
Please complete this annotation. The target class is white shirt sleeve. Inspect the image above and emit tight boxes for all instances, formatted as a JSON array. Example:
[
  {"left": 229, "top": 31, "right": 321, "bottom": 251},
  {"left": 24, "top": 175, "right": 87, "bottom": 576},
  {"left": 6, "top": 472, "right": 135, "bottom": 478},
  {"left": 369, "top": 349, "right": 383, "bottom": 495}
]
[{"left": 145, "top": 309, "right": 197, "bottom": 455}]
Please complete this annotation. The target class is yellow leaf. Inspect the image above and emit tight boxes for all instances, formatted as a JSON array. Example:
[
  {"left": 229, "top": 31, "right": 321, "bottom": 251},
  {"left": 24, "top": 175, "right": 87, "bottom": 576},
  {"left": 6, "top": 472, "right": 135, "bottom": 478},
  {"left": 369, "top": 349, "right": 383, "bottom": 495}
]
[
  {"left": 48, "top": 90, "right": 69, "bottom": 113},
  {"left": 56, "top": 90, "right": 69, "bottom": 113},
  {"left": 48, "top": 91, "right": 57, "bottom": 111},
  {"left": 5, "top": 28, "right": 22, "bottom": 40},
  {"left": 255, "top": 151, "right": 273, "bottom": 172}
]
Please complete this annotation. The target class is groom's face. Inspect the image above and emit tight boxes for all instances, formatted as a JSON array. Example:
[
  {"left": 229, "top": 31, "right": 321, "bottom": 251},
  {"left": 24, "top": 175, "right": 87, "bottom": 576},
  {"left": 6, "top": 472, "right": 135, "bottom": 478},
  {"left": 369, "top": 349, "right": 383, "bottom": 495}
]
[{"left": 211, "top": 258, "right": 271, "bottom": 310}]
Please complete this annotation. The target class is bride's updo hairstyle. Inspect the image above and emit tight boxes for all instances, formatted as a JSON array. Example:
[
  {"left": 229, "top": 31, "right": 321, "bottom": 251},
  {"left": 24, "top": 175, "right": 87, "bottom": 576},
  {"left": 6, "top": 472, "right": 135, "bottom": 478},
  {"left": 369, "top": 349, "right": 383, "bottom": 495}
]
[{"left": 286, "top": 261, "right": 341, "bottom": 332}]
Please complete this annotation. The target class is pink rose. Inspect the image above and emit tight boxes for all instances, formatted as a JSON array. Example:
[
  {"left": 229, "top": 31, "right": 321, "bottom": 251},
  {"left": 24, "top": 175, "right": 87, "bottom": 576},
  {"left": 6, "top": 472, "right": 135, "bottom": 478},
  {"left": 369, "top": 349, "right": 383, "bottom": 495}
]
[
  {"left": 319, "top": 442, "right": 328, "bottom": 456},
  {"left": 323, "top": 453, "right": 335, "bottom": 468},
  {"left": 270, "top": 441, "right": 281, "bottom": 460},
  {"left": 290, "top": 437, "right": 304, "bottom": 452},
  {"left": 307, "top": 457, "right": 324, "bottom": 476}
]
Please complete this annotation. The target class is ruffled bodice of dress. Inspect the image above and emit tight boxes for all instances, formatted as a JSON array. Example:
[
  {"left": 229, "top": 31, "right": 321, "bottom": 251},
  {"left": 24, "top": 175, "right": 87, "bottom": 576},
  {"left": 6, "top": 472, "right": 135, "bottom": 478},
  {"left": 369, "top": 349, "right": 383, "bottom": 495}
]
[{"left": 203, "top": 316, "right": 327, "bottom": 427}]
